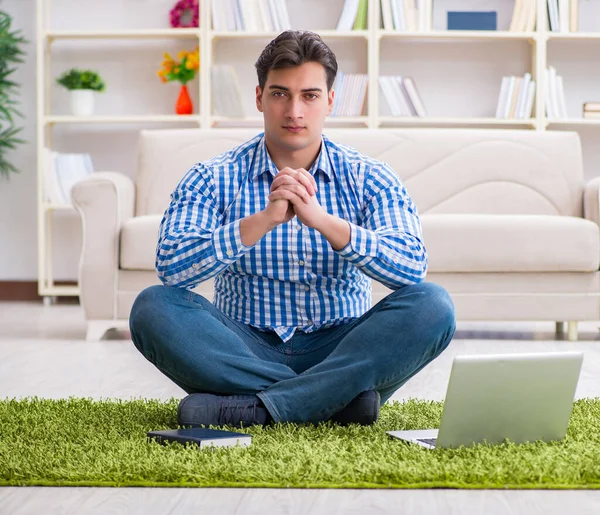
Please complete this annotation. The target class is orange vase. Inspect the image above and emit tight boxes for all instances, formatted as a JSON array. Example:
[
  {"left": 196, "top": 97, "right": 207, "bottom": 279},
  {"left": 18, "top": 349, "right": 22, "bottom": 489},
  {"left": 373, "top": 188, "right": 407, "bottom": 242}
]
[{"left": 175, "top": 84, "right": 193, "bottom": 115}]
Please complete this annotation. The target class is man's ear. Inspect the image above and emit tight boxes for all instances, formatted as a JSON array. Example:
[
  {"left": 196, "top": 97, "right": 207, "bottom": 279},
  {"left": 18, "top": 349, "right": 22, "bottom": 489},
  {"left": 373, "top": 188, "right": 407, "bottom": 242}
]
[
  {"left": 256, "top": 85, "right": 264, "bottom": 113},
  {"left": 327, "top": 88, "right": 334, "bottom": 116}
]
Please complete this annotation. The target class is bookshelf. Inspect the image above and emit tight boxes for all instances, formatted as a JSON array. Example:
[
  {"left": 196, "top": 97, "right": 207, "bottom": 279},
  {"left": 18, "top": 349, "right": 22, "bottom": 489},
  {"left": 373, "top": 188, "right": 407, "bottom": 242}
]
[{"left": 36, "top": 0, "right": 600, "bottom": 301}]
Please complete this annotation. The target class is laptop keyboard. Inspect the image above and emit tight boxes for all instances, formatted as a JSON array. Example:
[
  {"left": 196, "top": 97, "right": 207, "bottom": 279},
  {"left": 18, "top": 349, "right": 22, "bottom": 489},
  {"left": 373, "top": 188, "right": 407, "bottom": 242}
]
[{"left": 417, "top": 437, "right": 437, "bottom": 447}]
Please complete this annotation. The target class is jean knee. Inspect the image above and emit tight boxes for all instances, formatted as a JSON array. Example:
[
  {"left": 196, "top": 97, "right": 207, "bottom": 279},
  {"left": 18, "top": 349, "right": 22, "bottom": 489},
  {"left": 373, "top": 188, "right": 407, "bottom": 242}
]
[
  {"left": 422, "top": 282, "right": 455, "bottom": 322},
  {"left": 423, "top": 281, "right": 455, "bottom": 325},
  {"left": 129, "top": 285, "right": 176, "bottom": 353},
  {"left": 130, "top": 285, "right": 176, "bottom": 328},
  {"left": 390, "top": 282, "right": 456, "bottom": 343},
  {"left": 421, "top": 283, "right": 456, "bottom": 351}
]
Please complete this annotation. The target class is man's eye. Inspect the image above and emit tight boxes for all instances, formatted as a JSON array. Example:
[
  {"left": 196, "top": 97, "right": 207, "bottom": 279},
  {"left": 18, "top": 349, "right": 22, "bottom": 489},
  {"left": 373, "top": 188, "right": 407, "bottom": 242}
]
[
  {"left": 305, "top": 94, "right": 317, "bottom": 100},
  {"left": 272, "top": 92, "right": 285, "bottom": 97}
]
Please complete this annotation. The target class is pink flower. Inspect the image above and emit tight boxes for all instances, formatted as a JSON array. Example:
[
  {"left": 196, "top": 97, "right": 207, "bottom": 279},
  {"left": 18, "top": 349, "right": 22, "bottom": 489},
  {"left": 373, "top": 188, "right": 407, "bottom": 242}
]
[{"left": 169, "top": 0, "right": 199, "bottom": 28}]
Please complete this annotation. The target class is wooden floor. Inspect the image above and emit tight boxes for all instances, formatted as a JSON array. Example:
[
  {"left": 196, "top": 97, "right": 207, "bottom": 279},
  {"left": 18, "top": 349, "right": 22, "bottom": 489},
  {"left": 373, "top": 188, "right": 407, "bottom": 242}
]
[{"left": 1, "top": 301, "right": 600, "bottom": 514}]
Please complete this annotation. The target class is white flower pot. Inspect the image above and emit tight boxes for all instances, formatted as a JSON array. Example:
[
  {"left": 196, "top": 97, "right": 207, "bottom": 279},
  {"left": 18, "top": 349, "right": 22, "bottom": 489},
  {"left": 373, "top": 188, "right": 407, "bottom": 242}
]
[{"left": 70, "top": 89, "right": 95, "bottom": 116}]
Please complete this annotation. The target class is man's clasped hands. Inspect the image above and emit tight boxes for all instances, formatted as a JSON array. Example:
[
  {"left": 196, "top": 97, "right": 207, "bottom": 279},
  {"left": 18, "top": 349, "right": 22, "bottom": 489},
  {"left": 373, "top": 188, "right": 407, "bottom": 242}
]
[{"left": 266, "top": 167, "right": 325, "bottom": 229}]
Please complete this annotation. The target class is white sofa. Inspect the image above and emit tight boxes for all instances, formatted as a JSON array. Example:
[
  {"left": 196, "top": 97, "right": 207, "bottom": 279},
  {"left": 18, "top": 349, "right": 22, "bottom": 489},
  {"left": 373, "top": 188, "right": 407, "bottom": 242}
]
[{"left": 72, "top": 128, "right": 600, "bottom": 341}]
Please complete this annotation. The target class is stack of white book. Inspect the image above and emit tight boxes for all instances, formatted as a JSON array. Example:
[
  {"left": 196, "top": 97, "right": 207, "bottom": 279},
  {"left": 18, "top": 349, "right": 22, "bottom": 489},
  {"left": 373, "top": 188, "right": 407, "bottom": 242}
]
[
  {"left": 495, "top": 73, "right": 536, "bottom": 120},
  {"left": 211, "top": 65, "right": 245, "bottom": 118},
  {"left": 508, "top": 0, "right": 537, "bottom": 32},
  {"left": 544, "top": 66, "right": 568, "bottom": 119},
  {"left": 331, "top": 72, "right": 369, "bottom": 117},
  {"left": 42, "top": 149, "right": 94, "bottom": 205},
  {"left": 378, "top": 75, "right": 426, "bottom": 117},
  {"left": 546, "top": 0, "right": 578, "bottom": 32},
  {"left": 379, "top": 0, "right": 433, "bottom": 32},
  {"left": 583, "top": 102, "right": 600, "bottom": 119},
  {"left": 211, "top": 0, "right": 291, "bottom": 32}
]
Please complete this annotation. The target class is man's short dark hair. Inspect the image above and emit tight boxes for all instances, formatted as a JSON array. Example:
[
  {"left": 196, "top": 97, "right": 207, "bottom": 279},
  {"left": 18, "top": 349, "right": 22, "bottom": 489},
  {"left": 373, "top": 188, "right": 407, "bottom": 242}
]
[{"left": 255, "top": 30, "right": 338, "bottom": 91}]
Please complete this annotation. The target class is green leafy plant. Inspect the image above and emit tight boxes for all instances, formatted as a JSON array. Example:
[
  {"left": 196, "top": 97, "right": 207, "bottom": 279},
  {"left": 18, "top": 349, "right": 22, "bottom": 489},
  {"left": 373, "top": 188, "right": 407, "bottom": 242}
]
[
  {"left": 0, "top": 11, "right": 27, "bottom": 179},
  {"left": 56, "top": 69, "right": 106, "bottom": 92}
]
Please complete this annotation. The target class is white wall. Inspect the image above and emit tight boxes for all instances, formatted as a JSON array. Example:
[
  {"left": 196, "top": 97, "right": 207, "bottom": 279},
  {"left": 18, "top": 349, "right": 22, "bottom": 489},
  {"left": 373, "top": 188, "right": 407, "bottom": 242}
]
[
  {"left": 2, "top": 0, "right": 600, "bottom": 281},
  {"left": 0, "top": 0, "right": 38, "bottom": 280}
]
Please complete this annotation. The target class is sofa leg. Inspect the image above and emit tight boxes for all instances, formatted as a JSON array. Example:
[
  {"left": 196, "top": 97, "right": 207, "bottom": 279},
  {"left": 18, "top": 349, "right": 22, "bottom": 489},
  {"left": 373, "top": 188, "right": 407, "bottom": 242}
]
[
  {"left": 567, "top": 322, "right": 578, "bottom": 342},
  {"left": 555, "top": 322, "right": 565, "bottom": 335},
  {"left": 86, "top": 321, "right": 111, "bottom": 342}
]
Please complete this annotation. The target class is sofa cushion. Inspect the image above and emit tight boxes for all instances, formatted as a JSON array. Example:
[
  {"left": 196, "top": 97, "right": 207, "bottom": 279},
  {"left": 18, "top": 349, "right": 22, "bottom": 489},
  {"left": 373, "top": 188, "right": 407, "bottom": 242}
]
[
  {"left": 136, "top": 129, "right": 585, "bottom": 218},
  {"left": 119, "top": 213, "right": 600, "bottom": 274},
  {"left": 120, "top": 215, "right": 162, "bottom": 270},
  {"left": 422, "top": 214, "right": 600, "bottom": 273}
]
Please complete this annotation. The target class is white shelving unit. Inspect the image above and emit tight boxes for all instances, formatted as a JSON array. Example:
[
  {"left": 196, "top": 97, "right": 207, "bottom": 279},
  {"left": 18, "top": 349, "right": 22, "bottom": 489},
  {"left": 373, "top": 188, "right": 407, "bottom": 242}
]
[
  {"left": 36, "top": 0, "right": 600, "bottom": 301},
  {"left": 36, "top": 0, "right": 203, "bottom": 301}
]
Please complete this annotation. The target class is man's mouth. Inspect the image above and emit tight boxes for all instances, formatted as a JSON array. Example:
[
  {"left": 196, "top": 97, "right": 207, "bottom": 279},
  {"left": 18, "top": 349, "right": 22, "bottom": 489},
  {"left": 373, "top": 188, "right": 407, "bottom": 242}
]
[{"left": 283, "top": 126, "right": 305, "bottom": 132}]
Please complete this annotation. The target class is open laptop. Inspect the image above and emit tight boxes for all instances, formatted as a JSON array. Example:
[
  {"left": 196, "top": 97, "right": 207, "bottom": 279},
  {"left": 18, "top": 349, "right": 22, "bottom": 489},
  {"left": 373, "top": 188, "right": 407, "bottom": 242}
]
[{"left": 387, "top": 351, "right": 583, "bottom": 449}]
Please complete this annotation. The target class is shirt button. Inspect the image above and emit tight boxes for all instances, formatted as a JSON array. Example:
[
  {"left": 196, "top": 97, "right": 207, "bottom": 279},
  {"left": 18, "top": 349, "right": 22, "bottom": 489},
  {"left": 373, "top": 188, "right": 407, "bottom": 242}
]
[
  {"left": 298, "top": 260, "right": 305, "bottom": 266},
  {"left": 296, "top": 224, "right": 302, "bottom": 231},
  {"left": 307, "top": 320, "right": 313, "bottom": 325},
  {"left": 192, "top": 263, "right": 199, "bottom": 269},
  {"left": 305, "top": 285, "right": 310, "bottom": 291},
  {"left": 227, "top": 250, "right": 233, "bottom": 257}
]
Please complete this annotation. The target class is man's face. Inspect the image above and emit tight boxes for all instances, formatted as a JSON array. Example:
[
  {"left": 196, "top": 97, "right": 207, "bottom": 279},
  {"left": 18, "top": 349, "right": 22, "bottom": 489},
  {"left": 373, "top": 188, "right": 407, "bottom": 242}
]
[{"left": 256, "top": 61, "right": 334, "bottom": 156}]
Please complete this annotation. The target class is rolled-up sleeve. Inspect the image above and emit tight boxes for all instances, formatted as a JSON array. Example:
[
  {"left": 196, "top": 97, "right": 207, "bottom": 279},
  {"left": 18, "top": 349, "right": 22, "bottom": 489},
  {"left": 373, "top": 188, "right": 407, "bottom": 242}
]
[
  {"left": 335, "top": 163, "right": 427, "bottom": 288},
  {"left": 155, "top": 164, "right": 252, "bottom": 288}
]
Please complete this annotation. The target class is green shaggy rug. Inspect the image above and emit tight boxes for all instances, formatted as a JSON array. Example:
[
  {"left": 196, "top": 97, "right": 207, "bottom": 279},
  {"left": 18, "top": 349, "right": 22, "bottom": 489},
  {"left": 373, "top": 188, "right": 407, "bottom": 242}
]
[{"left": 1, "top": 397, "right": 600, "bottom": 489}]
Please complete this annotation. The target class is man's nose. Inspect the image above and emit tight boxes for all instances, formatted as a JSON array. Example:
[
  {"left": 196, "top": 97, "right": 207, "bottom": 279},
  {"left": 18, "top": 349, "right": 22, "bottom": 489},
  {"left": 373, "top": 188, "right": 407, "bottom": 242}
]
[{"left": 285, "top": 97, "right": 303, "bottom": 119}]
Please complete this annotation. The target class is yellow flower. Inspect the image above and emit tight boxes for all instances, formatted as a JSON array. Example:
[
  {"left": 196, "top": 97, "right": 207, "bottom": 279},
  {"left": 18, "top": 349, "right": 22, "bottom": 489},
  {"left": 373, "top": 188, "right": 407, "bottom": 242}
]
[
  {"left": 186, "top": 54, "right": 199, "bottom": 70},
  {"left": 158, "top": 46, "right": 199, "bottom": 84}
]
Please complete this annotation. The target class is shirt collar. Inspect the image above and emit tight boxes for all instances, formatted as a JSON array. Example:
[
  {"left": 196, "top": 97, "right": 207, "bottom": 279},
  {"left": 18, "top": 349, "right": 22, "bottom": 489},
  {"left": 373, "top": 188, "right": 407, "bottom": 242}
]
[{"left": 250, "top": 133, "right": 333, "bottom": 182}]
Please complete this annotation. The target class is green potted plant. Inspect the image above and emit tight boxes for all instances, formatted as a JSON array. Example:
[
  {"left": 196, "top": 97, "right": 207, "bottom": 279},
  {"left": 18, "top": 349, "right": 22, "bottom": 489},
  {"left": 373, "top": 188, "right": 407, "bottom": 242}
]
[
  {"left": 56, "top": 68, "right": 105, "bottom": 116},
  {"left": 0, "top": 11, "right": 27, "bottom": 179}
]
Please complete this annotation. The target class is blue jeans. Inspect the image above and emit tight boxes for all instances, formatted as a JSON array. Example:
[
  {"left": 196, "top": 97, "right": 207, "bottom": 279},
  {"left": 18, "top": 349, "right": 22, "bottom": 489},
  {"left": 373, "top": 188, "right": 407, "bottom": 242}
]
[{"left": 129, "top": 282, "right": 456, "bottom": 423}]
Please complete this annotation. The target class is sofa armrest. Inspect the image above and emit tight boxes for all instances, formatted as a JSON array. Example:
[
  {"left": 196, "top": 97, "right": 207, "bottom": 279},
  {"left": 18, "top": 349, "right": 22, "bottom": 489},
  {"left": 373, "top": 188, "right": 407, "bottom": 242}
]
[
  {"left": 584, "top": 177, "right": 600, "bottom": 227},
  {"left": 72, "top": 172, "right": 135, "bottom": 320}
]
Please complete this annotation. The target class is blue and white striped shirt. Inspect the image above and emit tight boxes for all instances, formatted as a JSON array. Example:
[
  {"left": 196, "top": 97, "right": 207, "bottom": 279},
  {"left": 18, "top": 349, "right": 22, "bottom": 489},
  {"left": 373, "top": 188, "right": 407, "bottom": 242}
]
[{"left": 156, "top": 132, "right": 427, "bottom": 342}]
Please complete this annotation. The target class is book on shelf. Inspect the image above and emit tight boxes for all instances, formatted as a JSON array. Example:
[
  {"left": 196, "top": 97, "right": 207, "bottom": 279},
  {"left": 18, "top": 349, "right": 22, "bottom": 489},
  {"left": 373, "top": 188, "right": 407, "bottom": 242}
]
[
  {"left": 380, "top": 0, "right": 432, "bottom": 32},
  {"left": 447, "top": 11, "right": 497, "bottom": 31},
  {"left": 546, "top": 0, "right": 578, "bottom": 32},
  {"left": 495, "top": 73, "right": 536, "bottom": 120},
  {"left": 583, "top": 102, "right": 600, "bottom": 118},
  {"left": 211, "top": 65, "right": 245, "bottom": 118},
  {"left": 570, "top": 0, "right": 578, "bottom": 32},
  {"left": 337, "top": 0, "right": 367, "bottom": 31},
  {"left": 544, "top": 66, "right": 568, "bottom": 119},
  {"left": 378, "top": 75, "right": 426, "bottom": 117},
  {"left": 402, "top": 77, "right": 426, "bottom": 117},
  {"left": 353, "top": 0, "right": 368, "bottom": 30},
  {"left": 559, "top": 0, "right": 570, "bottom": 33},
  {"left": 509, "top": 0, "right": 537, "bottom": 32},
  {"left": 211, "top": 0, "right": 291, "bottom": 32},
  {"left": 331, "top": 71, "right": 368, "bottom": 117},
  {"left": 42, "top": 148, "right": 94, "bottom": 205}
]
